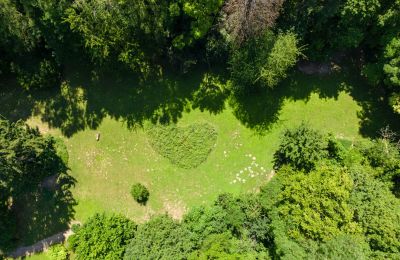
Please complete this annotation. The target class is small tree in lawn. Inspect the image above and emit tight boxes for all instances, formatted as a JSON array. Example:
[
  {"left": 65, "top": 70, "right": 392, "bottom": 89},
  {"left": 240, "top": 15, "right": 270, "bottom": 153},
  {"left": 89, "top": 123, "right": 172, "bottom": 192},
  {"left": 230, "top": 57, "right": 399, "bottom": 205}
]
[{"left": 131, "top": 183, "right": 149, "bottom": 205}]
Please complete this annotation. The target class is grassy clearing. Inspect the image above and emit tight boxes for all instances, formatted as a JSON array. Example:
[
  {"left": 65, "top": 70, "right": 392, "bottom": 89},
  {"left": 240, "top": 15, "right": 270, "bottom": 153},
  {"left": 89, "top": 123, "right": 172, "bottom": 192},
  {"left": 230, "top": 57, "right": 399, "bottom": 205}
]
[
  {"left": 1, "top": 69, "right": 367, "bottom": 236},
  {"left": 27, "top": 92, "right": 362, "bottom": 224}
]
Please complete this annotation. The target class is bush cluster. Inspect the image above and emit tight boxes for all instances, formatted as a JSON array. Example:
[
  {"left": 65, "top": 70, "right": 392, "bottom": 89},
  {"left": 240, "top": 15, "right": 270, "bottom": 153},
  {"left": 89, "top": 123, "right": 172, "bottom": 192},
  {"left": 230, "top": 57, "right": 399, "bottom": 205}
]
[{"left": 130, "top": 183, "right": 150, "bottom": 205}]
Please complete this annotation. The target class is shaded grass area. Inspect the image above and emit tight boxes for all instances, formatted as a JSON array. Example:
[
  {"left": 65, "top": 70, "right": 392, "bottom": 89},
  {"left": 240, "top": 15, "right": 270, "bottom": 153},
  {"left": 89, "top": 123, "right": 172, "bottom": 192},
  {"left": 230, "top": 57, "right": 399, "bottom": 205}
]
[
  {"left": 230, "top": 70, "right": 400, "bottom": 136},
  {"left": 146, "top": 122, "right": 218, "bottom": 169},
  {"left": 1, "top": 58, "right": 398, "bottom": 139},
  {"left": 0, "top": 59, "right": 399, "bottom": 248}
]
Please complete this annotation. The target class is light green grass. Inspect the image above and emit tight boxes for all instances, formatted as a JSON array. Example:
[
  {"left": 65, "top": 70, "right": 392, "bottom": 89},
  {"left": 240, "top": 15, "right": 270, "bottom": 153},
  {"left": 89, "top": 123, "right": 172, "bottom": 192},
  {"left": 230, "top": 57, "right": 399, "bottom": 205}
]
[{"left": 26, "top": 88, "right": 362, "bottom": 224}]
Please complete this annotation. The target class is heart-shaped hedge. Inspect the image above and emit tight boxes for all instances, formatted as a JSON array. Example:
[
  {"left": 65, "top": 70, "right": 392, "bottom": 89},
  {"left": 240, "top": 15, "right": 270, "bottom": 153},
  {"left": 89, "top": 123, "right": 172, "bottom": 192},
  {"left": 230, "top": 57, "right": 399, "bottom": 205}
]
[{"left": 147, "top": 122, "right": 217, "bottom": 169}]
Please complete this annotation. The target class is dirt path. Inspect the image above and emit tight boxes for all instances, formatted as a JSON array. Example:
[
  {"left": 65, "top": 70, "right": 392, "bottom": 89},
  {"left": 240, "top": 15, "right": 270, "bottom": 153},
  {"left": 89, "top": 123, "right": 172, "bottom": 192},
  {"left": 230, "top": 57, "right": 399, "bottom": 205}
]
[
  {"left": 297, "top": 60, "right": 332, "bottom": 75},
  {"left": 8, "top": 222, "right": 79, "bottom": 259}
]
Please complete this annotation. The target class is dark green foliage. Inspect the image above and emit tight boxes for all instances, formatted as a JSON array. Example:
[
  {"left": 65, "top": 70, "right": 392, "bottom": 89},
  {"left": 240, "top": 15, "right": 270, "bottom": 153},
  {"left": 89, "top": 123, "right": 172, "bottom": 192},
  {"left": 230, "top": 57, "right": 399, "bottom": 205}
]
[
  {"left": 229, "top": 31, "right": 301, "bottom": 91},
  {"left": 191, "top": 74, "right": 229, "bottom": 115},
  {"left": 314, "top": 235, "right": 371, "bottom": 260},
  {"left": 11, "top": 58, "right": 61, "bottom": 90},
  {"left": 261, "top": 126, "right": 400, "bottom": 258},
  {"left": 124, "top": 195, "right": 270, "bottom": 260},
  {"left": 0, "top": 118, "right": 73, "bottom": 252},
  {"left": 19, "top": 0, "right": 74, "bottom": 60},
  {"left": 130, "top": 183, "right": 149, "bottom": 205},
  {"left": 273, "top": 123, "right": 330, "bottom": 172},
  {"left": 147, "top": 122, "right": 217, "bottom": 169},
  {"left": 0, "top": 0, "right": 37, "bottom": 53},
  {"left": 0, "top": 119, "right": 64, "bottom": 190},
  {"left": 214, "top": 193, "right": 271, "bottom": 241},
  {"left": 229, "top": 31, "right": 276, "bottom": 90},
  {"left": 383, "top": 31, "right": 400, "bottom": 89},
  {"left": 263, "top": 165, "right": 359, "bottom": 243},
  {"left": 54, "top": 137, "right": 69, "bottom": 165},
  {"left": 182, "top": 205, "right": 230, "bottom": 246},
  {"left": 183, "top": 193, "right": 271, "bottom": 248},
  {"left": 357, "top": 138, "right": 400, "bottom": 195},
  {"left": 64, "top": 0, "right": 224, "bottom": 73},
  {"left": 69, "top": 213, "right": 136, "bottom": 260},
  {"left": 348, "top": 165, "right": 400, "bottom": 255},
  {"left": 189, "top": 233, "right": 270, "bottom": 259},
  {"left": 124, "top": 215, "right": 194, "bottom": 260}
]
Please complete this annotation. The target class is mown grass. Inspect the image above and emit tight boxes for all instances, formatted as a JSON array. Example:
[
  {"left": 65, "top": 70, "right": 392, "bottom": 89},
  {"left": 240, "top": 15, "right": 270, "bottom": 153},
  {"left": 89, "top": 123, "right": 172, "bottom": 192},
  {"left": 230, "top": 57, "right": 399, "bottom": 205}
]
[{"left": 30, "top": 91, "right": 362, "bottom": 223}]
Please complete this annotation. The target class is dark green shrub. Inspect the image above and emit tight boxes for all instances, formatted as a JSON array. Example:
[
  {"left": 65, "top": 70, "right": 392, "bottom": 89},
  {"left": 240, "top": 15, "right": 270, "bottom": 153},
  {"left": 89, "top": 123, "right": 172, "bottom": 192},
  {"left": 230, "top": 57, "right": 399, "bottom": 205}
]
[
  {"left": 68, "top": 213, "right": 136, "bottom": 260},
  {"left": 273, "top": 123, "right": 327, "bottom": 172},
  {"left": 130, "top": 183, "right": 149, "bottom": 205}
]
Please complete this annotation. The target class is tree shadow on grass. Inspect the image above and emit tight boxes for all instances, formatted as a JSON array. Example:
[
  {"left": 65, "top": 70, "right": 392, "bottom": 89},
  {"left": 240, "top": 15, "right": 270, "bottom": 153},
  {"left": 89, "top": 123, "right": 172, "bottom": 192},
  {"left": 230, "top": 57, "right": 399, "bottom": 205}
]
[
  {"left": 229, "top": 66, "right": 400, "bottom": 137},
  {"left": 229, "top": 71, "right": 348, "bottom": 134},
  {"left": 0, "top": 55, "right": 398, "bottom": 138},
  {"left": 11, "top": 172, "right": 76, "bottom": 247},
  {"left": 1, "top": 56, "right": 230, "bottom": 137}
]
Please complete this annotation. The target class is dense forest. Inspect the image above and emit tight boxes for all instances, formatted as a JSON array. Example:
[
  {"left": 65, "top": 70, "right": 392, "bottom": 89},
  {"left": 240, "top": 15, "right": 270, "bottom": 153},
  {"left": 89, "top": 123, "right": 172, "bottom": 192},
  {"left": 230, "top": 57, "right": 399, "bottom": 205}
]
[
  {"left": 1, "top": 0, "right": 400, "bottom": 259},
  {"left": 1, "top": 0, "right": 400, "bottom": 105}
]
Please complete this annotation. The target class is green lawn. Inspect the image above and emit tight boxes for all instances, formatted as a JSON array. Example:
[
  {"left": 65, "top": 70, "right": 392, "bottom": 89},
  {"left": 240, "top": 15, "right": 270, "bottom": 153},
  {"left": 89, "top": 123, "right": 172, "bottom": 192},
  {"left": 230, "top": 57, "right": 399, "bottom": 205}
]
[
  {"left": 1, "top": 67, "right": 370, "bottom": 250},
  {"left": 25, "top": 78, "right": 362, "bottom": 224}
]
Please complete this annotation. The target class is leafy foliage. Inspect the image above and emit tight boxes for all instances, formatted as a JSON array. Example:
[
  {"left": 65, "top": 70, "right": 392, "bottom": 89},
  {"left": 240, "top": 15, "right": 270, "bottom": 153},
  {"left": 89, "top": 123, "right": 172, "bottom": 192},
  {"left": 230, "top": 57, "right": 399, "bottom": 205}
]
[
  {"left": 176, "top": 0, "right": 224, "bottom": 48},
  {"left": 68, "top": 213, "right": 136, "bottom": 260},
  {"left": 259, "top": 32, "right": 301, "bottom": 88},
  {"left": 0, "top": 118, "right": 71, "bottom": 252},
  {"left": 349, "top": 165, "right": 400, "bottom": 255},
  {"left": 273, "top": 123, "right": 337, "bottom": 171},
  {"left": 314, "top": 235, "right": 371, "bottom": 260},
  {"left": 383, "top": 37, "right": 400, "bottom": 88},
  {"left": 0, "top": 0, "right": 37, "bottom": 53},
  {"left": 10, "top": 58, "right": 61, "bottom": 90},
  {"left": 124, "top": 215, "right": 194, "bottom": 260},
  {"left": 147, "top": 122, "right": 217, "bottom": 169},
  {"left": 389, "top": 92, "right": 400, "bottom": 114},
  {"left": 47, "top": 244, "right": 69, "bottom": 260},
  {"left": 189, "top": 233, "right": 269, "bottom": 259},
  {"left": 130, "top": 183, "right": 149, "bottom": 205},
  {"left": 54, "top": 137, "right": 69, "bottom": 165},
  {"left": 229, "top": 31, "right": 300, "bottom": 90},
  {"left": 264, "top": 165, "right": 359, "bottom": 242}
]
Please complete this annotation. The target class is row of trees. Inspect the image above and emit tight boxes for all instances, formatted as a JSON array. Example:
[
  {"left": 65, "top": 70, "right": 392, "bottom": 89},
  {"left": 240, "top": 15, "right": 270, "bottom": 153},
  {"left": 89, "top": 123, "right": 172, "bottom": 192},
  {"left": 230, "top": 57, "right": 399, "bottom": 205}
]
[
  {"left": 67, "top": 124, "right": 400, "bottom": 259},
  {"left": 278, "top": 0, "right": 400, "bottom": 113},
  {"left": 1, "top": 0, "right": 399, "bottom": 113}
]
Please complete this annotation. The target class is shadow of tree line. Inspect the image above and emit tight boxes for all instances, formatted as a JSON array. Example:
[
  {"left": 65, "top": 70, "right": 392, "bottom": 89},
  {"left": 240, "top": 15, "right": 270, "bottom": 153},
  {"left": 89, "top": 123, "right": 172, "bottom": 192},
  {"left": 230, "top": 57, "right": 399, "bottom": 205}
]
[
  {"left": 230, "top": 63, "right": 400, "bottom": 137},
  {"left": 0, "top": 55, "right": 399, "bottom": 139}
]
